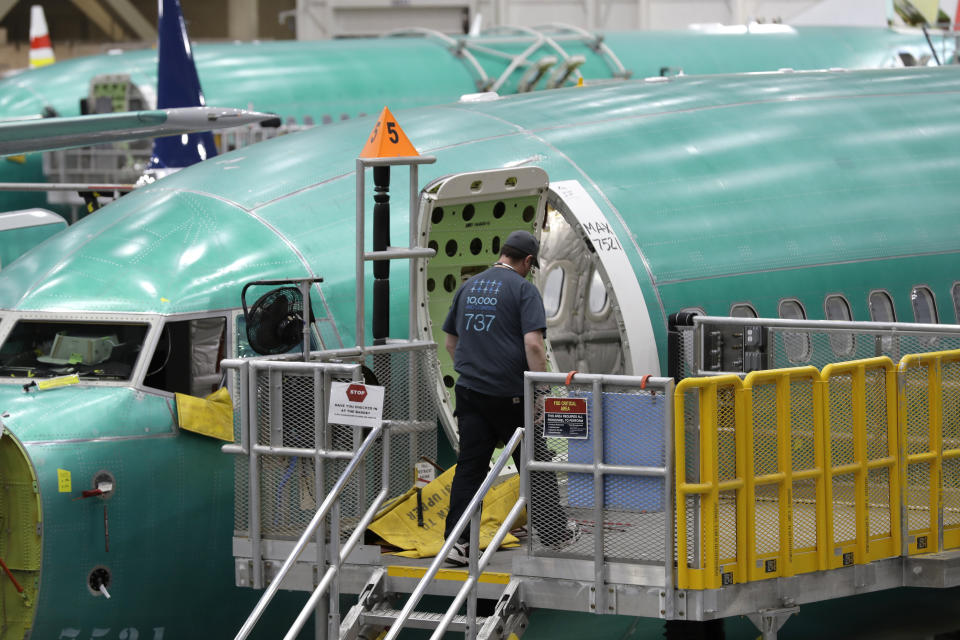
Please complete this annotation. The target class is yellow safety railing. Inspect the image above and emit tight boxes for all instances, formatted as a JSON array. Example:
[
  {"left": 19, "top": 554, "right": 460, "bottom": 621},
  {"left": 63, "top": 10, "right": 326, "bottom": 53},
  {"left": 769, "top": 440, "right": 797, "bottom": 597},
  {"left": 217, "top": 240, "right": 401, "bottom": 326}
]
[
  {"left": 742, "top": 366, "right": 825, "bottom": 581},
  {"left": 822, "top": 357, "right": 899, "bottom": 568},
  {"left": 676, "top": 356, "right": 904, "bottom": 590},
  {"left": 898, "top": 349, "right": 960, "bottom": 555},
  {"left": 675, "top": 375, "right": 744, "bottom": 590}
]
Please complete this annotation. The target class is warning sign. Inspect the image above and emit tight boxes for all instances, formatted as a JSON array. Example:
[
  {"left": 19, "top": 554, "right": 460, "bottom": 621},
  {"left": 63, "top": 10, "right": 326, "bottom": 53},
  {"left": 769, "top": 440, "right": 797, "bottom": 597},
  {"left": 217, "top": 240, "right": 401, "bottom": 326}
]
[
  {"left": 57, "top": 468, "right": 72, "bottom": 493},
  {"left": 328, "top": 381, "right": 385, "bottom": 428},
  {"left": 542, "top": 397, "right": 588, "bottom": 439},
  {"left": 359, "top": 107, "right": 419, "bottom": 158}
]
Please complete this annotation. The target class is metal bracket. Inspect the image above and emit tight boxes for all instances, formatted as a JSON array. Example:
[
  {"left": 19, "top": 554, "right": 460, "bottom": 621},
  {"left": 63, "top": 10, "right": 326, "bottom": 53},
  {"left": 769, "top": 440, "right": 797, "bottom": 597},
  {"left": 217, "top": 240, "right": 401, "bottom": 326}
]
[
  {"left": 340, "top": 568, "right": 388, "bottom": 640},
  {"left": 675, "top": 589, "right": 687, "bottom": 620},
  {"left": 478, "top": 578, "right": 529, "bottom": 640},
  {"left": 747, "top": 606, "right": 800, "bottom": 640}
]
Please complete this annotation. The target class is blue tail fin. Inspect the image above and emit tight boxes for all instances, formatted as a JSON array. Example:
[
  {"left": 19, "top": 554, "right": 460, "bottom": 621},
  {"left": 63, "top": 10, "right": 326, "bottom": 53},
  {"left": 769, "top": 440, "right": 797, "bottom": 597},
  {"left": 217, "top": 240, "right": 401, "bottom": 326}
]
[{"left": 147, "top": 0, "right": 217, "bottom": 170}]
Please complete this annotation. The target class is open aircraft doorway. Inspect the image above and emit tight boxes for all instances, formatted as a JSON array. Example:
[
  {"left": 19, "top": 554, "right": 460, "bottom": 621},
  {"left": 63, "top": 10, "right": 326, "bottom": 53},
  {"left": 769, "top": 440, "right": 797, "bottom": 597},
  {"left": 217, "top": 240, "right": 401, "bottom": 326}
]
[
  {"left": 415, "top": 168, "right": 658, "bottom": 446},
  {"left": 544, "top": 181, "right": 659, "bottom": 379}
]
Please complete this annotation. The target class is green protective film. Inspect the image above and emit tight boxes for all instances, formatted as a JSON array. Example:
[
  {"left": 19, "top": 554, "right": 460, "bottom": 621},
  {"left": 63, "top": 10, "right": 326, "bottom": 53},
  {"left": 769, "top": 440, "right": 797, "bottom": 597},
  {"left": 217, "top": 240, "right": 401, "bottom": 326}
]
[
  {"left": 425, "top": 194, "right": 540, "bottom": 403},
  {"left": 0, "top": 429, "right": 41, "bottom": 638}
]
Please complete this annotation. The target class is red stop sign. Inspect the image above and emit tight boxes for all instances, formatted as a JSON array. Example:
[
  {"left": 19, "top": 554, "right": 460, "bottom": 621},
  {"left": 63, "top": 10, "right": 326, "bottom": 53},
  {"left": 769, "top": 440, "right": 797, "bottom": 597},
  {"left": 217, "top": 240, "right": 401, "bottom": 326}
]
[{"left": 346, "top": 384, "right": 367, "bottom": 402}]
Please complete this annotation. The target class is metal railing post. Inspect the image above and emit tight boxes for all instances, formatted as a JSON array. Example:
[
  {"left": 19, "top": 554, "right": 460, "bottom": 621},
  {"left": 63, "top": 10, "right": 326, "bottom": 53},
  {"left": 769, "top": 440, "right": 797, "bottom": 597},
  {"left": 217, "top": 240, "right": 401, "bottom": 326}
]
[{"left": 591, "top": 378, "right": 605, "bottom": 614}]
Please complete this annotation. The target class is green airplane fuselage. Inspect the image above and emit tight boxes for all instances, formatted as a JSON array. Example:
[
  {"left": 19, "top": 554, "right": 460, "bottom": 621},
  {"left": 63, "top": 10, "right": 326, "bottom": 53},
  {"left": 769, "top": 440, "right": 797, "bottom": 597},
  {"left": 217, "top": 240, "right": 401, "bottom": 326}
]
[
  {"left": 0, "top": 66, "right": 959, "bottom": 637},
  {"left": 0, "top": 26, "right": 951, "bottom": 215}
]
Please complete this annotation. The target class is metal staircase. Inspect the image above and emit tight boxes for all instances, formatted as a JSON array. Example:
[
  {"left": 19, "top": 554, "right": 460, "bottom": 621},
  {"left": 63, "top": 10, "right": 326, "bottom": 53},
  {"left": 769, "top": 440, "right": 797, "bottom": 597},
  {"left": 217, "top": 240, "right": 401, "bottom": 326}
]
[{"left": 340, "top": 429, "right": 530, "bottom": 640}]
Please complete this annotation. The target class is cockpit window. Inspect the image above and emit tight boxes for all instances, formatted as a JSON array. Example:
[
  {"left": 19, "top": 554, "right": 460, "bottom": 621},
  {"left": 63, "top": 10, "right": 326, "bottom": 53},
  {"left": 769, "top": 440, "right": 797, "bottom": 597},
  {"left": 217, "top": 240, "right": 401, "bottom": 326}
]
[{"left": 0, "top": 320, "right": 147, "bottom": 380}]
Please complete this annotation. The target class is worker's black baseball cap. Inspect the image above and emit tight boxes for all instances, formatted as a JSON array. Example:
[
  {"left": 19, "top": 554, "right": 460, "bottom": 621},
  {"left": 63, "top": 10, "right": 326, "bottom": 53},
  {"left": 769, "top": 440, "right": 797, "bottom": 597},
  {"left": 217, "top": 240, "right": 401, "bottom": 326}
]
[{"left": 503, "top": 230, "right": 540, "bottom": 268}]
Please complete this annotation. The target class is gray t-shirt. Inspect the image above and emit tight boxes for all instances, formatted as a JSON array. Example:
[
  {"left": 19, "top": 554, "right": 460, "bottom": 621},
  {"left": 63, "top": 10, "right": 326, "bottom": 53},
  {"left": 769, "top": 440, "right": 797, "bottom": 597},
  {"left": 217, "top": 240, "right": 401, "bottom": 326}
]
[{"left": 442, "top": 265, "right": 546, "bottom": 397}]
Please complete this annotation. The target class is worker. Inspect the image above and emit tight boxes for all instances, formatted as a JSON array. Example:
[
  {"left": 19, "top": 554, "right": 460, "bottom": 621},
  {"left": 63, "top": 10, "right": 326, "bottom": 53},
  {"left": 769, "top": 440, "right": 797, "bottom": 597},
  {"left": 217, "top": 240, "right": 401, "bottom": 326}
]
[{"left": 442, "top": 229, "right": 580, "bottom": 566}]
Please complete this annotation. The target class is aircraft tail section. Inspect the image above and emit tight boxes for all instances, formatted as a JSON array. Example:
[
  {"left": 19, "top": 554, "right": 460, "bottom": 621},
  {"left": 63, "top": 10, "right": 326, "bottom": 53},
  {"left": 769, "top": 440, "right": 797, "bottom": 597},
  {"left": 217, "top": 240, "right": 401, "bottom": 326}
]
[
  {"left": 147, "top": 0, "right": 217, "bottom": 170},
  {"left": 28, "top": 5, "right": 55, "bottom": 69}
]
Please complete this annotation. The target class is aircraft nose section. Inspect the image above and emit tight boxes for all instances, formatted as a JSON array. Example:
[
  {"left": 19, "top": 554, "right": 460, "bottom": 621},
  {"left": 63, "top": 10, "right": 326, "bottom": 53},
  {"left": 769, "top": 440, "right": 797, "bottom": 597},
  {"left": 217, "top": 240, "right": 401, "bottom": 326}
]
[{"left": 0, "top": 422, "right": 42, "bottom": 638}]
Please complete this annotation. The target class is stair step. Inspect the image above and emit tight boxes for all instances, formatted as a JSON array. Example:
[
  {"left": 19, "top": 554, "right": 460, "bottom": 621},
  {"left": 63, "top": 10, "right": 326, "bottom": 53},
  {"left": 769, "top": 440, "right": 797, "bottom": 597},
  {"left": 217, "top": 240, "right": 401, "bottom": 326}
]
[{"left": 361, "top": 607, "right": 488, "bottom": 631}]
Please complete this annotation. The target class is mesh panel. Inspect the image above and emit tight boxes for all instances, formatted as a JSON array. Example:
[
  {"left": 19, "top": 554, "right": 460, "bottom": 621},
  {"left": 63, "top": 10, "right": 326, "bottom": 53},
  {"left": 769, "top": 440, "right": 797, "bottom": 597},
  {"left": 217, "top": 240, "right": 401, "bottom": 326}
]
[
  {"left": 867, "top": 467, "right": 891, "bottom": 538},
  {"left": 683, "top": 496, "right": 700, "bottom": 568},
  {"left": 717, "top": 385, "right": 737, "bottom": 483},
  {"left": 792, "top": 478, "right": 818, "bottom": 552},
  {"left": 752, "top": 383, "right": 778, "bottom": 477},
  {"left": 234, "top": 345, "right": 438, "bottom": 545},
  {"left": 907, "top": 463, "right": 931, "bottom": 532},
  {"left": 531, "top": 379, "right": 669, "bottom": 564},
  {"left": 790, "top": 378, "right": 816, "bottom": 472},
  {"left": 754, "top": 483, "right": 780, "bottom": 555},
  {"left": 942, "top": 359, "right": 960, "bottom": 540},
  {"left": 828, "top": 374, "right": 855, "bottom": 467},
  {"left": 229, "top": 365, "right": 250, "bottom": 535},
  {"left": 943, "top": 458, "right": 960, "bottom": 531},
  {"left": 943, "top": 361, "right": 960, "bottom": 452},
  {"left": 864, "top": 367, "right": 889, "bottom": 461},
  {"left": 832, "top": 474, "right": 857, "bottom": 545},
  {"left": 904, "top": 366, "right": 931, "bottom": 456},
  {"left": 718, "top": 490, "right": 737, "bottom": 562}
]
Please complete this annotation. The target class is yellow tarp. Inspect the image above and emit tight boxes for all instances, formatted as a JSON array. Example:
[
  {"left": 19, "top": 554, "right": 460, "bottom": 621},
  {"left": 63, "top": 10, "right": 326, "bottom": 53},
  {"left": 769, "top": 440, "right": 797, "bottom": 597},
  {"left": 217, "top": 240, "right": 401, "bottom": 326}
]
[
  {"left": 175, "top": 386, "right": 234, "bottom": 442},
  {"left": 369, "top": 465, "right": 526, "bottom": 558}
]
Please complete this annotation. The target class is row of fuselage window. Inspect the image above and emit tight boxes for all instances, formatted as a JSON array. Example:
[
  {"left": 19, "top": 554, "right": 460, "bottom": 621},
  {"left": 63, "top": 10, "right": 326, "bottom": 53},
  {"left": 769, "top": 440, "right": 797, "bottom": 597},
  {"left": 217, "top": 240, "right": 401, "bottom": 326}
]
[{"left": 726, "top": 284, "right": 951, "bottom": 325}]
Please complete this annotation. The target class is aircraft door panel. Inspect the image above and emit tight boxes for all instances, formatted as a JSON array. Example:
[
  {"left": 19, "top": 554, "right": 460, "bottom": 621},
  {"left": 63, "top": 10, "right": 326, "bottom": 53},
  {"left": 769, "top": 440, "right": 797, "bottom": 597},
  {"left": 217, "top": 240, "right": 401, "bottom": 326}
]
[{"left": 415, "top": 167, "right": 549, "bottom": 447}]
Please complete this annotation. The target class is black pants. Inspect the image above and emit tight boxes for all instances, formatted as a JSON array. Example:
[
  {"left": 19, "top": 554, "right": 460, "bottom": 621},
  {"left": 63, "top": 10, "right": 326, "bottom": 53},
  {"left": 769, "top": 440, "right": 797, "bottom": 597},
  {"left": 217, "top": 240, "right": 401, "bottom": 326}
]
[{"left": 444, "top": 385, "right": 565, "bottom": 545}]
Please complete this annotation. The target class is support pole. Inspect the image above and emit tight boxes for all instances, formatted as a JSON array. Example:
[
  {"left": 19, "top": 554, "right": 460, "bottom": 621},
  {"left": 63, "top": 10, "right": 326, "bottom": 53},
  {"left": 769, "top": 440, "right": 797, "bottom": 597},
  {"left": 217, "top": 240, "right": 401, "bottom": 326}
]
[{"left": 372, "top": 166, "right": 391, "bottom": 345}]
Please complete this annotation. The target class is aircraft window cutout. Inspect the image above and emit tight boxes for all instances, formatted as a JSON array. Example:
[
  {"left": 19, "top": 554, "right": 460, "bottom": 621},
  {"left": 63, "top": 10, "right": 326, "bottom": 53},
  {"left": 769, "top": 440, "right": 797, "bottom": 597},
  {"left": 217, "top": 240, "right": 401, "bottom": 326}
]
[
  {"left": 952, "top": 282, "right": 960, "bottom": 323},
  {"left": 542, "top": 266, "right": 564, "bottom": 318},
  {"left": 911, "top": 285, "right": 938, "bottom": 324},
  {"left": 587, "top": 269, "right": 608, "bottom": 315},
  {"left": 730, "top": 303, "right": 757, "bottom": 318},
  {"left": 778, "top": 298, "right": 810, "bottom": 363},
  {"left": 824, "top": 294, "right": 854, "bottom": 357},
  {"left": 0, "top": 320, "right": 148, "bottom": 381},
  {"left": 143, "top": 316, "right": 226, "bottom": 396},
  {"left": 869, "top": 290, "right": 897, "bottom": 323}
]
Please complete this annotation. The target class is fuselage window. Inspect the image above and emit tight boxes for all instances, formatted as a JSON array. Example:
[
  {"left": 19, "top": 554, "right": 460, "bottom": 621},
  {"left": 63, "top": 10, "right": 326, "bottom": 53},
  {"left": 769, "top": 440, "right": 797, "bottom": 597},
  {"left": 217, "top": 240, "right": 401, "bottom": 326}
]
[
  {"left": 730, "top": 303, "right": 757, "bottom": 318},
  {"left": 587, "top": 269, "right": 608, "bottom": 315},
  {"left": 869, "top": 290, "right": 896, "bottom": 323},
  {"left": 0, "top": 320, "right": 148, "bottom": 381},
  {"left": 824, "top": 294, "right": 854, "bottom": 357},
  {"left": 542, "top": 267, "right": 564, "bottom": 318},
  {"left": 778, "top": 298, "right": 810, "bottom": 362},
  {"left": 952, "top": 282, "right": 960, "bottom": 323},
  {"left": 144, "top": 316, "right": 226, "bottom": 396},
  {"left": 911, "top": 285, "right": 938, "bottom": 324}
]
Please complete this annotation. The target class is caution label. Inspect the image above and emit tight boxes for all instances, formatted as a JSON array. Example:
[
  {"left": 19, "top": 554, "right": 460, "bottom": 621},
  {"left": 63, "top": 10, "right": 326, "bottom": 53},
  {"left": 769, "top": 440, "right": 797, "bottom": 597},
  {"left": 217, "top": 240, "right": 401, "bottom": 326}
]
[
  {"left": 328, "top": 381, "right": 385, "bottom": 428},
  {"left": 542, "top": 397, "right": 588, "bottom": 439},
  {"left": 57, "top": 468, "right": 72, "bottom": 493},
  {"left": 359, "top": 107, "right": 419, "bottom": 159}
]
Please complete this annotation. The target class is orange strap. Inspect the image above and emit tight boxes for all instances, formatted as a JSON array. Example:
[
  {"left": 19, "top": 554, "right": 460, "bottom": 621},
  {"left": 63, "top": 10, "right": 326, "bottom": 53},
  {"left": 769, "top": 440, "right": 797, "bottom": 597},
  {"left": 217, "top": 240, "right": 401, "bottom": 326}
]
[
  {"left": 640, "top": 374, "right": 651, "bottom": 390},
  {"left": 564, "top": 370, "right": 578, "bottom": 385}
]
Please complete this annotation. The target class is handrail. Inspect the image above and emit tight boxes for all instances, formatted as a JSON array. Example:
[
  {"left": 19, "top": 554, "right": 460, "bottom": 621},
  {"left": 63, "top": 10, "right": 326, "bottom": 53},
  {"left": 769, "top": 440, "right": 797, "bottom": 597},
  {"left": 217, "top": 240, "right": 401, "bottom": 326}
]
[
  {"left": 282, "top": 429, "right": 392, "bottom": 640},
  {"left": 431, "top": 428, "right": 526, "bottom": 640},
  {"left": 384, "top": 427, "right": 525, "bottom": 640},
  {"left": 234, "top": 421, "right": 387, "bottom": 640},
  {"left": 383, "top": 27, "right": 490, "bottom": 89},
  {"left": 691, "top": 315, "right": 960, "bottom": 334}
]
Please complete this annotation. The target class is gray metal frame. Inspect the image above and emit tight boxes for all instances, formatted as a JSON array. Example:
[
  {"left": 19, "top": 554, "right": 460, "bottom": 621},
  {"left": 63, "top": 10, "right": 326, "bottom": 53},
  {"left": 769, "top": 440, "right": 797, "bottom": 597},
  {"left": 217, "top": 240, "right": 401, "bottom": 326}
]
[
  {"left": 384, "top": 22, "right": 629, "bottom": 93},
  {"left": 521, "top": 371, "right": 677, "bottom": 619},
  {"left": 222, "top": 358, "right": 363, "bottom": 594},
  {"left": 354, "top": 155, "right": 437, "bottom": 348},
  {"left": 232, "top": 418, "right": 391, "bottom": 640},
  {"left": 685, "top": 315, "right": 960, "bottom": 377}
]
